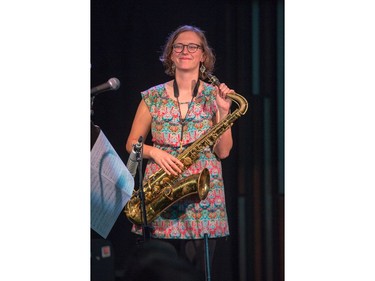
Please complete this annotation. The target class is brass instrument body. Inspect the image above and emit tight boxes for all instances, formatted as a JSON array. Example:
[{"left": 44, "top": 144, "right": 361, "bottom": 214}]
[
  {"left": 126, "top": 168, "right": 210, "bottom": 225},
  {"left": 124, "top": 75, "right": 249, "bottom": 225}
]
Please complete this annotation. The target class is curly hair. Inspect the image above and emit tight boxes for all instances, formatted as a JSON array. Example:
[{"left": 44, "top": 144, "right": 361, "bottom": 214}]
[{"left": 159, "top": 25, "right": 215, "bottom": 80}]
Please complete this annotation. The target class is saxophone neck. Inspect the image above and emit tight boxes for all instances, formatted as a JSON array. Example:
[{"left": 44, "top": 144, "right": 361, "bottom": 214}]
[
  {"left": 207, "top": 74, "right": 248, "bottom": 115},
  {"left": 227, "top": 92, "right": 249, "bottom": 115}
]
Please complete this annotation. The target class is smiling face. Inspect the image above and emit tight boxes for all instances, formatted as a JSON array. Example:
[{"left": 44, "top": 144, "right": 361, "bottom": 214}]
[
  {"left": 160, "top": 25, "right": 215, "bottom": 79},
  {"left": 171, "top": 31, "right": 205, "bottom": 74}
]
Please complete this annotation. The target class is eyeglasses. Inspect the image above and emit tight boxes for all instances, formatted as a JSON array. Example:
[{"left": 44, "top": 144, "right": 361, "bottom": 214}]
[{"left": 172, "top": 43, "right": 202, "bottom": 53}]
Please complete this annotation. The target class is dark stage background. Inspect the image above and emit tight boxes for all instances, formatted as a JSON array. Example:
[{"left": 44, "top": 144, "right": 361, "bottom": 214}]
[{"left": 91, "top": 0, "right": 284, "bottom": 280}]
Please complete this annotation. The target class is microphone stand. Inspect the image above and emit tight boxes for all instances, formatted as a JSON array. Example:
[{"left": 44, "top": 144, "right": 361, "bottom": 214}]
[
  {"left": 204, "top": 233, "right": 212, "bottom": 281},
  {"left": 135, "top": 139, "right": 152, "bottom": 241},
  {"left": 90, "top": 96, "right": 95, "bottom": 119}
]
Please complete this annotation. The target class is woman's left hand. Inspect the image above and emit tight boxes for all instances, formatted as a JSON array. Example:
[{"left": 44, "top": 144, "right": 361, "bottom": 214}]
[{"left": 215, "top": 83, "right": 233, "bottom": 115}]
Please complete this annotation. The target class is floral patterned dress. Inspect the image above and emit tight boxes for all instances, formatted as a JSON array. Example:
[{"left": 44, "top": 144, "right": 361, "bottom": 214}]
[{"left": 132, "top": 82, "right": 230, "bottom": 239}]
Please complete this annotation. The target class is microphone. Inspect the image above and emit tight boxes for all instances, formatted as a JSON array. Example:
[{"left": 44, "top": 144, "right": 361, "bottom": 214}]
[
  {"left": 91, "top": 77, "right": 120, "bottom": 97},
  {"left": 126, "top": 136, "right": 143, "bottom": 178}
]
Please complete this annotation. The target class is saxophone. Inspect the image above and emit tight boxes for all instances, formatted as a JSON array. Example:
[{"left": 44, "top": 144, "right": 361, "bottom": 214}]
[{"left": 124, "top": 74, "right": 249, "bottom": 225}]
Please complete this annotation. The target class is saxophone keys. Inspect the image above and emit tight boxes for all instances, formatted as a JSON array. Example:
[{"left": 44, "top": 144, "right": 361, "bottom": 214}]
[
  {"left": 160, "top": 177, "right": 171, "bottom": 186},
  {"left": 163, "top": 186, "right": 174, "bottom": 201},
  {"left": 145, "top": 191, "right": 153, "bottom": 201},
  {"left": 152, "top": 184, "right": 161, "bottom": 194},
  {"left": 182, "top": 157, "right": 192, "bottom": 166}
]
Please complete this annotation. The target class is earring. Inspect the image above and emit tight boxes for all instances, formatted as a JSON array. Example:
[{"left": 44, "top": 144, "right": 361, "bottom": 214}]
[
  {"left": 171, "top": 63, "right": 176, "bottom": 73},
  {"left": 200, "top": 63, "right": 206, "bottom": 75}
]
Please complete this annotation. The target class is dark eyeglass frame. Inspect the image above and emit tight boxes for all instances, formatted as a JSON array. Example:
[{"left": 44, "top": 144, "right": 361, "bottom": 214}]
[{"left": 172, "top": 43, "right": 202, "bottom": 53}]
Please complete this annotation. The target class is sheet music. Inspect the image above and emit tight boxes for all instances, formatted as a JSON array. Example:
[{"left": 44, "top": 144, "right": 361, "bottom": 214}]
[{"left": 91, "top": 130, "right": 134, "bottom": 238}]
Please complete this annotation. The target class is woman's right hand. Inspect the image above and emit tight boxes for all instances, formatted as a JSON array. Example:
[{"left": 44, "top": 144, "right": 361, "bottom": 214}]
[{"left": 149, "top": 147, "right": 184, "bottom": 176}]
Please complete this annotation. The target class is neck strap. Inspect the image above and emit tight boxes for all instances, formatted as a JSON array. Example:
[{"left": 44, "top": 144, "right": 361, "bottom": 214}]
[{"left": 173, "top": 79, "right": 200, "bottom": 98}]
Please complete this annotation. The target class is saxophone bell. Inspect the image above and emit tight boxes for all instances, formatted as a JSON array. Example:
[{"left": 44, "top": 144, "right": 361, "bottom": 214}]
[{"left": 125, "top": 168, "right": 210, "bottom": 225}]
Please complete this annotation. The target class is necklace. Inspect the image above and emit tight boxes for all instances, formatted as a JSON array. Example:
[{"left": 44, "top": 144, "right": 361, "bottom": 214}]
[{"left": 173, "top": 79, "right": 200, "bottom": 151}]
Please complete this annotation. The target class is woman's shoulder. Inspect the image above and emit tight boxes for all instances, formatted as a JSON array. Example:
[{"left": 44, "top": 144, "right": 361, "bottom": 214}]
[
  {"left": 141, "top": 82, "right": 168, "bottom": 99},
  {"left": 142, "top": 83, "right": 166, "bottom": 94}
]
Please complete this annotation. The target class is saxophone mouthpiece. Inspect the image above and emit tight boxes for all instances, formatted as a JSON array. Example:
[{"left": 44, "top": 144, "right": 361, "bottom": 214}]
[{"left": 207, "top": 74, "right": 220, "bottom": 86}]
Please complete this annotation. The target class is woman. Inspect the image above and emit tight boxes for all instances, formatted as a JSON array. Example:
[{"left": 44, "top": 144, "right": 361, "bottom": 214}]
[{"left": 126, "top": 25, "right": 234, "bottom": 273}]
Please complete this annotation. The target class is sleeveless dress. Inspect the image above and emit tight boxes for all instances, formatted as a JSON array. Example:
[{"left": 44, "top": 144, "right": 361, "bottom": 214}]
[{"left": 132, "top": 82, "right": 230, "bottom": 239}]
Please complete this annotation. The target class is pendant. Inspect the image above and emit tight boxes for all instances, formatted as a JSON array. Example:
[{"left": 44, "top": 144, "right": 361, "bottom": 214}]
[{"left": 179, "top": 127, "right": 184, "bottom": 153}]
